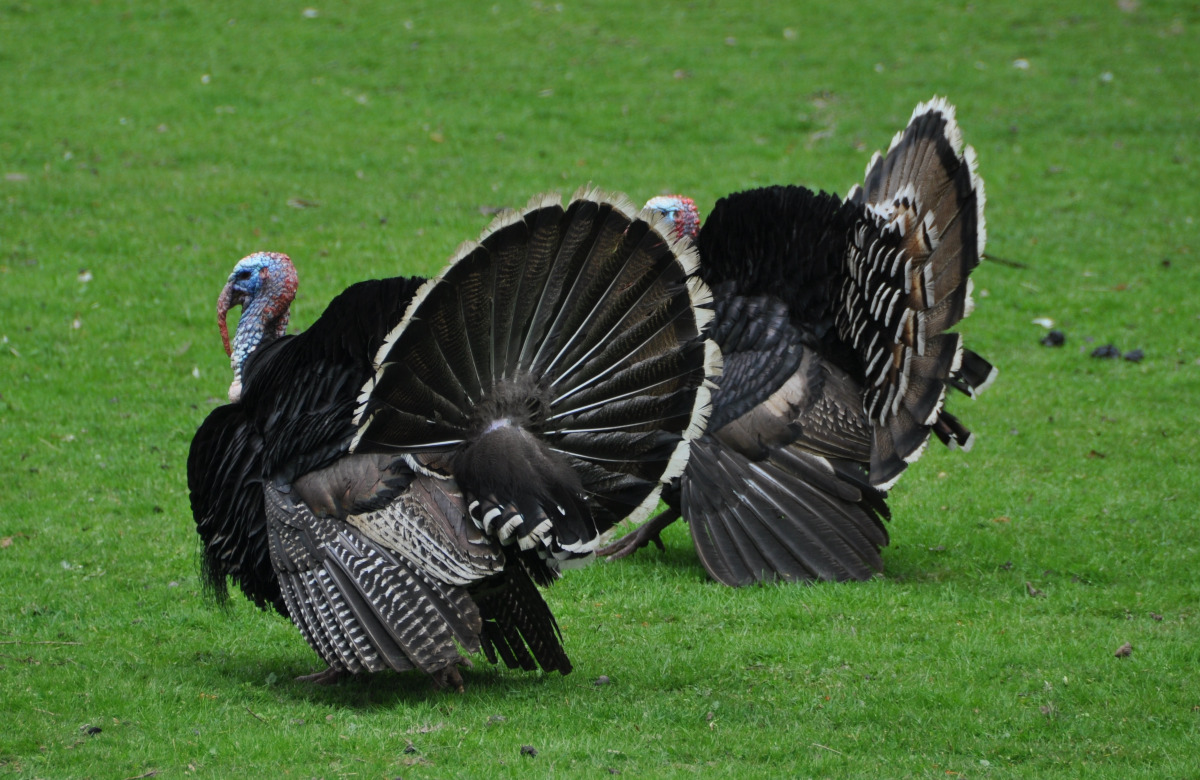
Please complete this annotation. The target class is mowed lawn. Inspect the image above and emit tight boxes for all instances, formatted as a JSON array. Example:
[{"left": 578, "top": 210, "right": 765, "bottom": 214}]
[{"left": 2, "top": 1, "right": 1198, "bottom": 777}]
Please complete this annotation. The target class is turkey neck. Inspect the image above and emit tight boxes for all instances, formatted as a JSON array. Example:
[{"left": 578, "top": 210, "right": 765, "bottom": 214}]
[{"left": 226, "top": 285, "right": 292, "bottom": 402}]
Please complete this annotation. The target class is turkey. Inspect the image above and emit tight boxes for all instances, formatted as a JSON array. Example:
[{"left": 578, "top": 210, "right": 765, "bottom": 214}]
[
  {"left": 601, "top": 97, "right": 997, "bottom": 585},
  {"left": 188, "top": 188, "right": 720, "bottom": 688}
]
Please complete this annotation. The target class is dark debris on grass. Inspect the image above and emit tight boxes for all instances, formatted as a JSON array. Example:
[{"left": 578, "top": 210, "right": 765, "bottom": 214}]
[
  {"left": 1039, "top": 331, "right": 1146, "bottom": 362},
  {"left": 1040, "top": 329, "right": 1066, "bottom": 347},
  {"left": 1089, "top": 343, "right": 1145, "bottom": 361}
]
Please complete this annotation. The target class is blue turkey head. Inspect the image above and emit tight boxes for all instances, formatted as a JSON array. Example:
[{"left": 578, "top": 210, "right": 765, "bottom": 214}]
[
  {"left": 644, "top": 195, "right": 700, "bottom": 242},
  {"left": 216, "top": 251, "right": 298, "bottom": 402}
]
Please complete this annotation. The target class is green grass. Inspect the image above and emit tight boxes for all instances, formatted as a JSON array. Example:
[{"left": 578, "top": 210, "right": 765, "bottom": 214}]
[{"left": 2, "top": 0, "right": 1199, "bottom": 777}]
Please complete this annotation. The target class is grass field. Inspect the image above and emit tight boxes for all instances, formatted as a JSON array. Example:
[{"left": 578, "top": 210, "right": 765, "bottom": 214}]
[{"left": 2, "top": 1, "right": 1199, "bottom": 777}]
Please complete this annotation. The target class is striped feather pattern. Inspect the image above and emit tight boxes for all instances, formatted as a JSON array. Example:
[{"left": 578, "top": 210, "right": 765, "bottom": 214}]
[
  {"left": 338, "top": 472, "right": 503, "bottom": 587},
  {"left": 265, "top": 483, "right": 475, "bottom": 678},
  {"left": 841, "top": 97, "right": 997, "bottom": 489},
  {"left": 323, "top": 532, "right": 479, "bottom": 670},
  {"left": 475, "top": 564, "right": 573, "bottom": 675}
]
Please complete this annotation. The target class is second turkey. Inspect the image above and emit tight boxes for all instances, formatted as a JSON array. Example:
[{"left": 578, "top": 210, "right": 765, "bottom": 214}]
[{"left": 601, "top": 97, "right": 997, "bottom": 586}]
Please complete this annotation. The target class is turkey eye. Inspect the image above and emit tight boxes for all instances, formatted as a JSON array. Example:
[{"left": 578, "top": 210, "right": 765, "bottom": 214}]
[{"left": 235, "top": 270, "right": 252, "bottom": 281}]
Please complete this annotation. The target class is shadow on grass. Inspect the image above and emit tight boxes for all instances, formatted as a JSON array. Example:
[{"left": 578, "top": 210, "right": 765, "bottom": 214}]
[
  {"left": 880, "top": 543, "right": 955, "bottom": 584},
  {"left": 610, "top": 544, "right": 711, "bottom": 578},
  {"left": 603, "top": 523, "right": 956, "bottom": 589},
  {"left": 210, "top": 650, "right": 559, "bottom": 709}
]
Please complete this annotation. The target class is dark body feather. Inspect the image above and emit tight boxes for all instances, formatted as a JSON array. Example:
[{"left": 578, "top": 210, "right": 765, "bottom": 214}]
[{"left": 603, "top": 98, "right": 996, "bottom": 585}]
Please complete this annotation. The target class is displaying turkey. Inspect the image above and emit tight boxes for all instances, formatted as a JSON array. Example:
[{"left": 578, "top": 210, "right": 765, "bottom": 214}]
[
  {"left": 188, "top": 189, "right": 719, "bottom": 688},
  {"left": 601, "top": 97, "right": 997, "bottom": 586}
]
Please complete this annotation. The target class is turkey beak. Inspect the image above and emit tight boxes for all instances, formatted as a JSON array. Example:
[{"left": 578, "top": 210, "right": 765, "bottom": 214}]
[{"left": 217, "top": 281, "right": 235, "bottom": 358}]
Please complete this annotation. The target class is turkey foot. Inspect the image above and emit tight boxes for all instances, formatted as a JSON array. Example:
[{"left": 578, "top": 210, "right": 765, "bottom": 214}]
[
  {"left": 430, "top": 658, "right": 473, "bottom": 693},
  {"left": 598, "top": 509, "right": 679, "bottom": 560},
  {"left": 295, "top": 666, "right": 345, "bottom": 685}
]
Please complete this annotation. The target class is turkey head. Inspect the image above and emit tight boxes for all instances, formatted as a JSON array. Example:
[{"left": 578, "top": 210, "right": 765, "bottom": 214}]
[{"left": 216, "top": 251, "right": 299, "bottom": 402}]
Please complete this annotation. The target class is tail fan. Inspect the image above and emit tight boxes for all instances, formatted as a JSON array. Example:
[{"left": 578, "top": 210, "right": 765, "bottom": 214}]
[
  {"left": 841, "top": 97, "right": 997, "bottom": 488},
  {"left": 351, "top": 189, "right": 720, "bottom": 575}
]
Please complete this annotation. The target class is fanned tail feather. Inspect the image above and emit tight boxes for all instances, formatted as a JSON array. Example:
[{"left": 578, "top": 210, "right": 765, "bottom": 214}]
[
  {"left": 351, "top": 190, "right": 720, "bottom": 577},
  {"left": 841, "top": 97, "right": 994, "bottom": 489},
  {"left": 949, "top": 348, "right": 997, "bottom": 399}
]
